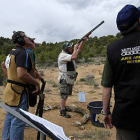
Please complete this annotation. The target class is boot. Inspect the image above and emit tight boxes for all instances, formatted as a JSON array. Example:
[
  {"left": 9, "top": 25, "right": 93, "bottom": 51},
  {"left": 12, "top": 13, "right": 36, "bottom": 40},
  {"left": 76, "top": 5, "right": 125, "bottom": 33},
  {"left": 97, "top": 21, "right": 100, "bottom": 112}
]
[
  {"left": 60, "top": 109, "right": 71, "bottom": 118},
  {"left": 65, "top": 106, "right": 71, "bottom": 112},
  {"left": 59, "top": 106, "right": 71, "bottom": 112}
]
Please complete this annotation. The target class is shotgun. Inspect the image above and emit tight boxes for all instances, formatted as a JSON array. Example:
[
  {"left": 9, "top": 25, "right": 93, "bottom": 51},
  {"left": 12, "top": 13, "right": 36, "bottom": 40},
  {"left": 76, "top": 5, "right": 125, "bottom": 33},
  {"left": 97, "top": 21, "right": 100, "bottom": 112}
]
[
  {"left": 35, "top": 78, "right": 46, "bottom": 140},
  {"left": 77, "top": 20, "right": 105, "bottom": 44}
]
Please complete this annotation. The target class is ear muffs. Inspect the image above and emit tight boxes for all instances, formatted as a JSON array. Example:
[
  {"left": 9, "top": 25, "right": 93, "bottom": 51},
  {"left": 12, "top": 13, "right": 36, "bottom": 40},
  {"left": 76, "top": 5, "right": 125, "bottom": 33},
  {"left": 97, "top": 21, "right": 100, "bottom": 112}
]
[
  {"left": 62, "top": 42, "right": 69, "bottom": 52},
  {"left": 13, "top": 31, "right": 25, "bottom": 46},
  {"left": 64, "top": 46, "right": 68, "bottom": 52}
]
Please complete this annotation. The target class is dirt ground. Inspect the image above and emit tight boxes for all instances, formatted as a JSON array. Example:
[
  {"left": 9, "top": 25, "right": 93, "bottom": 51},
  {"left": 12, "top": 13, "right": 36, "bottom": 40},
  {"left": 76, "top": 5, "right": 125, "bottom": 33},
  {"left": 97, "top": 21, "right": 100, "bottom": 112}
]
[{"left": 0, "top": 60, "right": 116, "bottom": 140}]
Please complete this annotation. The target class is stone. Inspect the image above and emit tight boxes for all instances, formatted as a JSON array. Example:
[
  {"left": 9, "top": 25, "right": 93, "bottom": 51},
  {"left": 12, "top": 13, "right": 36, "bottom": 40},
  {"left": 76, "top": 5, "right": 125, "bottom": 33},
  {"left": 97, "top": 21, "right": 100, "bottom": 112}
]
[
  {"left": 78, "top": 125, "right": 85, "bottom": 130},
  {"left": 69, "top": 136, "right": 75, "bottom": 140},
  {"left": 75, "top": 121, "right": 82, "bottom": 126}
]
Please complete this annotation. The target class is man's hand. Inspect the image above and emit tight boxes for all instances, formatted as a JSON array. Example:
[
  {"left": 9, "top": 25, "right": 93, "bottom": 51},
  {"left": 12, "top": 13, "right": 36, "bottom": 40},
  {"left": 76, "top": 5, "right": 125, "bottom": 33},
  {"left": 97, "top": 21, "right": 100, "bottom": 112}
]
[
  {"left": 74, "top": 43, "right": 79, "bottom": 50},
  {"left": 103, "top": 114, "right": 113, "bottom": 128},
  {"left": 32, "top": 81, "right": 40, "bottom": 94},
  {"left": 82, "top": 37, "right": 88, "bottom": 42}
]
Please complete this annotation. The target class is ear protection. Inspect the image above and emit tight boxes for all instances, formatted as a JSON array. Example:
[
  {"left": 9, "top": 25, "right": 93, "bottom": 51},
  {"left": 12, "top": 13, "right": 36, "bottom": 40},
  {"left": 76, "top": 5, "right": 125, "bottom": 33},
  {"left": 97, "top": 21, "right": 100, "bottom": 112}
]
[
  {"left": 62, "top": 42, "right": 73, "bottom": 52},
  {"left": 13, "top": 31, "right": 25, "bottom": 46},
  {"left": 62, "top": 42, "right": 69, "bottom": 52}
]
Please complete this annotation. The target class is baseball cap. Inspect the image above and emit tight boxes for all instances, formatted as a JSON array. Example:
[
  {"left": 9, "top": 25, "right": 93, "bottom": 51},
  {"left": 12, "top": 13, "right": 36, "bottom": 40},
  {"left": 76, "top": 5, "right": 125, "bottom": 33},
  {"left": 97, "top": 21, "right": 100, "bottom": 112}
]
[
  {"left": 62, "top": 42, "right": 73, "bottom": 50},
  {"left": 116, "top": 5, "right": 140, "bottom": 32}
]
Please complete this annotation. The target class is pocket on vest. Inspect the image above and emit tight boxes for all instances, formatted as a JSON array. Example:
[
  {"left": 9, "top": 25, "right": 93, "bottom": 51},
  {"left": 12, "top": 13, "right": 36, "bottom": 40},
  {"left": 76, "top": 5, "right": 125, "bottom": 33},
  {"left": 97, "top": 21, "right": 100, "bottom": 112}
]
[{"left": 66, "top": 74, "right": 76, "bottom": 85}]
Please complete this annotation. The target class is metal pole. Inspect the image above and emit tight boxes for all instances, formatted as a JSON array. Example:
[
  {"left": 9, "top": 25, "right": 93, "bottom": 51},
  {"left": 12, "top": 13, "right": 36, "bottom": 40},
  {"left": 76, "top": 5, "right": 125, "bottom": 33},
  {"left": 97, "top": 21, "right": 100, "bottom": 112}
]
[{"left": 40, "top": 133, "right": 46, "bottom": 140}]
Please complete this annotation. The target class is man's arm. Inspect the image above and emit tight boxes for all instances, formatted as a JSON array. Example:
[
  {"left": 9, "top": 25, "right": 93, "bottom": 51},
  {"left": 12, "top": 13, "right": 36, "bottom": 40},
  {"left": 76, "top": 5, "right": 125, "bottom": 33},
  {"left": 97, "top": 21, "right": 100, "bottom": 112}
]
[
  {"left": 28, "top": 67, "right": 42, "bottom": 81},
  {"left": 102, "top": 87, "right": 113, "bottom": 128},
  {"left": 77, "top": 37, "right": 87, "bottom": 53},
  {"left": 102, "top": 87, "right": 112, "bottom": 114},
  {"left": 71, "top": 37, "right": 87, "bottom": 60},
  {"left": 71, "top": 44, "right": 79, "bottom": 60},
  {"left": 35, "top": 71, "right": 42, "bottom": 80},
  {"left": 1, "top": 61, "right": 7, "bottom": 77},
  {"left": 17, "top": 67, "right": 40, "bottom": 94}
]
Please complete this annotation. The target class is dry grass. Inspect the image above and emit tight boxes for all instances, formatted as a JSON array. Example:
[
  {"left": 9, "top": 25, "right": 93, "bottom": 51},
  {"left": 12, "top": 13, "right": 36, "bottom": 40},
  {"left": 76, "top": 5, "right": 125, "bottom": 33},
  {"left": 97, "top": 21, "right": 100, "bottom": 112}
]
[{"left": 0, "top": 60, "right": 116, "bottom": 140}]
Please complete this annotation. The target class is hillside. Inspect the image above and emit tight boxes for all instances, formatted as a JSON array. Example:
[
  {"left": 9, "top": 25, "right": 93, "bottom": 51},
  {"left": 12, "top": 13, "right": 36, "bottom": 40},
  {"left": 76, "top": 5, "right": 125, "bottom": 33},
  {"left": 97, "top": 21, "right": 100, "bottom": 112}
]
[{"left": 0, "top": 59, "right": 116, "bottom": 140}]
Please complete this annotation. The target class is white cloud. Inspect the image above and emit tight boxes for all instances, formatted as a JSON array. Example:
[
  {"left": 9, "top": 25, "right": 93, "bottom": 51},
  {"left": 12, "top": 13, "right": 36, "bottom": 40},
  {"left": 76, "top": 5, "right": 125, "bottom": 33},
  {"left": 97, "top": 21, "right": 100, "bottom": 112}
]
[{"left": 0, "top": 0, "right": 139, "bottom": 43}]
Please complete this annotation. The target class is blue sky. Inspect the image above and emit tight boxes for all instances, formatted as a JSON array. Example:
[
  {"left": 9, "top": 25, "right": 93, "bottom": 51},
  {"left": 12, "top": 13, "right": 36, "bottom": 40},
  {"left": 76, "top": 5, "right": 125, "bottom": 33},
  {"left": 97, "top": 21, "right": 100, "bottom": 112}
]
[{"left": 0, "top": 0, "right": 139, "bottom": 43}]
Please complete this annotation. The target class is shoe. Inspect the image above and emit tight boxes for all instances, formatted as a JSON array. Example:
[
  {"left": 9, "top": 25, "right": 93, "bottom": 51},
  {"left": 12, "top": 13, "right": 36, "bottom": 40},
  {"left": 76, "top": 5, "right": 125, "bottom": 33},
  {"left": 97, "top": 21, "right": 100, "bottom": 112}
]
[{"left": 60, "top": 109, "right": 71, "bottom": 118}]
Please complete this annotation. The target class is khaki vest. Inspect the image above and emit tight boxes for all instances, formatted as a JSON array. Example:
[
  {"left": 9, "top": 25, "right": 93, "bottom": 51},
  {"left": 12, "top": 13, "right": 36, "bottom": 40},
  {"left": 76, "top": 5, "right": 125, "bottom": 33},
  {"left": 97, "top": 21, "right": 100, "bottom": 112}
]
[{"left": 3, "top": 54, "right": 28, "bottom": 106}]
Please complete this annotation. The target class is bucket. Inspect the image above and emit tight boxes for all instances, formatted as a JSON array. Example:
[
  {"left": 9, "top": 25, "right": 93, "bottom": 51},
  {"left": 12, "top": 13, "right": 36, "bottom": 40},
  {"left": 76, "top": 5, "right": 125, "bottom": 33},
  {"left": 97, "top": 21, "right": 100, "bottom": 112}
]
[
  {"left": 78, "top": 92, "right": 86, "bottom": 102},
  {"left": 87, "top": 101, "right": 104, "bottom": 127}
]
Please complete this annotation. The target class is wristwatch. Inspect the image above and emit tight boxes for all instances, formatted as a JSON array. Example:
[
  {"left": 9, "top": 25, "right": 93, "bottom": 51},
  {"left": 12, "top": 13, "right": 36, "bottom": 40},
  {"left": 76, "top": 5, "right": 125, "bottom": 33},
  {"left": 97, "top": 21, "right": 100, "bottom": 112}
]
[{"left": 101, "top": 109, "right": 111, "bottom": 115}]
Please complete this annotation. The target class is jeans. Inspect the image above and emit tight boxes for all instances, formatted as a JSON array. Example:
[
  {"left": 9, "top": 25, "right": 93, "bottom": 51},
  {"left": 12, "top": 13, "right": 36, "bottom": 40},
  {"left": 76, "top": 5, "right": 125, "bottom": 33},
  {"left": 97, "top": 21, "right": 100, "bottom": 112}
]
[{"left": 2, "top": 90, "right": 28, "bottom": 140}]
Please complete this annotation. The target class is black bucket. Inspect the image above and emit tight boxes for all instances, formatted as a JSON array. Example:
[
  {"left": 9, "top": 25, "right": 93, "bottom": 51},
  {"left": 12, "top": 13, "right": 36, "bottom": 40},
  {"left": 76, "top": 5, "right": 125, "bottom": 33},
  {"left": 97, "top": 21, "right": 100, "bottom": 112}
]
[{"left": 87, "top": 101, "right": 104, "bottom": 127}]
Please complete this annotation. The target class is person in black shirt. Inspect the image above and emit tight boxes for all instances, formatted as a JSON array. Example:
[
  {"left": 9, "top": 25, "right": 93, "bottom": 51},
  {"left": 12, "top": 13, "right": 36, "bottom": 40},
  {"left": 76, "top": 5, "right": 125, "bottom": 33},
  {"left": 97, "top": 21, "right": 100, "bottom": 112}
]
[{"left": 101, "top": 4, "right": 140, "bottom": 140}]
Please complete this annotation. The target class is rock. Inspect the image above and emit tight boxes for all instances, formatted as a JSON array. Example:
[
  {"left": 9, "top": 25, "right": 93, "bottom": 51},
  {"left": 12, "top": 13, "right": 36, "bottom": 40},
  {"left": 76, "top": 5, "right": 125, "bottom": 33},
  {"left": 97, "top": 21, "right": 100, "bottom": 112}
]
[
  {"left": 75, "top": 121, "right": 82, "bottom": 126},
  {"left": 67, "top": 104, "right": 77, "bottom": 112},
  {"left": 43, "top": 105, "right": 52, "bottom": 111},
  {"left": 86, "top": 74, "right": 95, "bottom": 80},
  {"left": 80, "top": 117, "right": 87, "bottom": 125},
  {"left": 53, "top": 104, "right": 90, "bottom": 126},
  {"left": 69, "top": 136, "right": 75, "bottom": 140},
  {"left": 84, "top": 114, "right": 90, "bottom": 120},
  {"left": 53, "top": 105, "right": 60, "bottom": 109},
  {"left": 75, "top": 108, "right": 86, "bottom": 115},
  {"left": 78, "top": 125, "right": 85, "bottom": 130},
  {"left": 79, "top": 114, "right": 90, "bottom": 125}
]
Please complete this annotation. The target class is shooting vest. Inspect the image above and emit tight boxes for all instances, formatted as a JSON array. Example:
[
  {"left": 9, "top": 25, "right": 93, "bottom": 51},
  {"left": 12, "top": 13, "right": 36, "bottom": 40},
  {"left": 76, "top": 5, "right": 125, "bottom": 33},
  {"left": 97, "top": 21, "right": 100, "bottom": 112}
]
[
  {"left": 3, "top": 48, "right": 29, "bottom": 106},
  {"left": 58, "top": 51, "right": 78, "bottom": 85},
  {"left": 107, "top": 31, "right": 140, "bottom": 130},
  {"left": 59, "top": 61, "right": 77, "bottom": 85},
  {"left": 66, "top": 61, "right": 77, "bottom": 85}
]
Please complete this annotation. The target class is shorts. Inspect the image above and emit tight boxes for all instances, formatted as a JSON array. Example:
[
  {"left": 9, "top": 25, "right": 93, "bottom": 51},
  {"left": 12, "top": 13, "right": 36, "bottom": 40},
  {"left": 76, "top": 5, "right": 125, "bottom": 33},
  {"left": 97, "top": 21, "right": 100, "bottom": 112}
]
[
  {"left": 60, "top": 79, "right": 73, "bottom": 99},
  {"left": 116, "top": 127, "right": 139, "bottom": 140}
]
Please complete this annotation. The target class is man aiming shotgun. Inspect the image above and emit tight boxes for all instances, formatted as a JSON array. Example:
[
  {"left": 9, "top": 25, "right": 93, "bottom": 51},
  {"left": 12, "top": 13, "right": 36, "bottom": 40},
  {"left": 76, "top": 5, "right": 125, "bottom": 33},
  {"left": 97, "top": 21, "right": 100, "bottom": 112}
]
[{"left": 58, "top": 21, "right": 104, "bottom": 118}]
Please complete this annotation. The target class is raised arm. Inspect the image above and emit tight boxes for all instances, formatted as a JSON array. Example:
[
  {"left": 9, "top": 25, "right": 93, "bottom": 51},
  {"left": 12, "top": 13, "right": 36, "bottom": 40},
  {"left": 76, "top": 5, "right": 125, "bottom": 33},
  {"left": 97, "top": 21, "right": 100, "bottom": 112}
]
[{"left": 77, "top": 37, "right": 87, "bottom": 53}]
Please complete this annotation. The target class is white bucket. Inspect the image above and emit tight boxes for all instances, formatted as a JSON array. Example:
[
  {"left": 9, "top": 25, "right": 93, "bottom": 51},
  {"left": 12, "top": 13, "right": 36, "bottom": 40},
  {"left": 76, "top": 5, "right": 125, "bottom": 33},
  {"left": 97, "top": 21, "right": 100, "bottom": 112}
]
[{"left": 78, "top": 92, "right": 86, "bottom": 102}]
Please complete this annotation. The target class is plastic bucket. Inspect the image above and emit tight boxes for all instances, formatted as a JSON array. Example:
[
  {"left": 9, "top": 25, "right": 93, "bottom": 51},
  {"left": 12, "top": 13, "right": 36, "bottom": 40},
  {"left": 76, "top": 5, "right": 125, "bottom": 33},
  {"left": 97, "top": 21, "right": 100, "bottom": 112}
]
[{"left": 87, "top": 101, "right": 104, "bottom": 127}]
